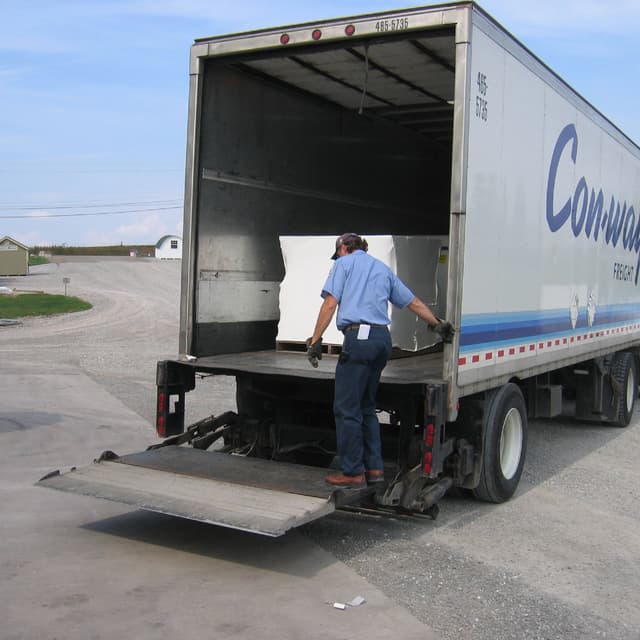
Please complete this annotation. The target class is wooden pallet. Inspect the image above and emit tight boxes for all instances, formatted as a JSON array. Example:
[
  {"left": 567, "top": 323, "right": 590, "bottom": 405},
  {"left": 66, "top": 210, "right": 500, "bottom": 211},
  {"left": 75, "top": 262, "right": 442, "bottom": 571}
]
[
  {"left": 276, "top": 340, "right": 342, "bottom": 355},
  {"left": 275, "top": 341, "right": 442, "bottom": 360}
]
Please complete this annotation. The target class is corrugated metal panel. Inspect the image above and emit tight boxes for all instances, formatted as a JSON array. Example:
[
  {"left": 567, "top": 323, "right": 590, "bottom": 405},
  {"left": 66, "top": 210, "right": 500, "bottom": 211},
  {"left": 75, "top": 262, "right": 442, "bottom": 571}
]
[{"left": 240, "top": 31, "right": 456, "bottom": 140}]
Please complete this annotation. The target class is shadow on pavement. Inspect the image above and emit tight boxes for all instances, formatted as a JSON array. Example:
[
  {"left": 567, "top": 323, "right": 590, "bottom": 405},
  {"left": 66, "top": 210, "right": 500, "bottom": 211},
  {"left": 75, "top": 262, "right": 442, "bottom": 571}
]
[{"left": 82, "top": 509, "right": 334, "bottom": 578}]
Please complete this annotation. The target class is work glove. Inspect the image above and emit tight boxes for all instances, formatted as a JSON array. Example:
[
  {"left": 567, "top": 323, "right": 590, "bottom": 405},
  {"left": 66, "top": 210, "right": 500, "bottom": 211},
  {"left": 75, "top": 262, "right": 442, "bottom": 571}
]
[
  {"left": 433, "top": 320, "right": 455, "bottom": 344},
  {"left": 306, "top": 338, "right": 323, "bottom": 368}
]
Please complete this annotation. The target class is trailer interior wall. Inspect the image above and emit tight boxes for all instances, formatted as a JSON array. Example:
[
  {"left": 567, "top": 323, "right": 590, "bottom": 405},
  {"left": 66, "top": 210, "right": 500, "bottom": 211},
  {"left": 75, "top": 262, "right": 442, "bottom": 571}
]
[
  {"left": 458, "top": 11, "right": 640, "bottom": 394},
  {"left": 188, "top": 26, "right": 458, "bottom": 356}
]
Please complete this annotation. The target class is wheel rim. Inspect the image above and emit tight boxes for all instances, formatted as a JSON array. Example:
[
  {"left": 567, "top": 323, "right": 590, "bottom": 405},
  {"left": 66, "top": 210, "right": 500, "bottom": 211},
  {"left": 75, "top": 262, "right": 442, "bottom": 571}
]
[
  {"left": 500, "top": 408, "right": 523, "bottom": 480},
  {"left": 626, "top": 367, "right": 635, "bottom": 412}
]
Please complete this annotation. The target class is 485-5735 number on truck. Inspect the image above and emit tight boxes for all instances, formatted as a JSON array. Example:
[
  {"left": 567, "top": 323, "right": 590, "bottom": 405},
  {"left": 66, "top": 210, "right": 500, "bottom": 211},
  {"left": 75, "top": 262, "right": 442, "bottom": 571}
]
[{"left": 375, "top": 17, "right": 409, "bottom": 32}]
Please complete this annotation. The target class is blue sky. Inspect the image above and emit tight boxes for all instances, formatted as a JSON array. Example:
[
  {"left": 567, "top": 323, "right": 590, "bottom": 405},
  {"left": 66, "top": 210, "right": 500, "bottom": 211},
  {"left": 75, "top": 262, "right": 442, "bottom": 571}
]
[{"left": 1, "top": 1, "right": 639, "bottom": 247}]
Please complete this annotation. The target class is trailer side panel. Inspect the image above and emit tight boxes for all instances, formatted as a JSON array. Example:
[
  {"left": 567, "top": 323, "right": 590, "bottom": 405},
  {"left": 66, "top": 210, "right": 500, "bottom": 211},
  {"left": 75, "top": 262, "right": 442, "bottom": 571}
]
[{"left": 457, "top": 17, "right": 640, "bottom": 393}]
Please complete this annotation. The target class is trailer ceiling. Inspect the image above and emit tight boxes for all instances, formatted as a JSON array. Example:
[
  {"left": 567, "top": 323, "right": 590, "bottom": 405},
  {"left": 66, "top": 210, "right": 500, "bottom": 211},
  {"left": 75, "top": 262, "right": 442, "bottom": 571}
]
[{"left": 232, "top": 28, "right": 456, "bottom": 143}]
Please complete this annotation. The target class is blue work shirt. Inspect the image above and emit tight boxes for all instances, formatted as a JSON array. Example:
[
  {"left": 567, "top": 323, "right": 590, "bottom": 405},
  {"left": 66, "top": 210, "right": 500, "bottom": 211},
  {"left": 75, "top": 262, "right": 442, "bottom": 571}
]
[{"left": 321, "top": 250, "right": 415, "bottom": 331}]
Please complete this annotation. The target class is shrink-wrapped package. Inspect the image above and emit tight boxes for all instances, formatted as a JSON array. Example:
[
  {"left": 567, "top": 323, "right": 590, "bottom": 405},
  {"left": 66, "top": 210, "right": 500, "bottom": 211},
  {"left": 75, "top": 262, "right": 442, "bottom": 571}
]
[{"left": 278, "top": 235, "right": 447, "bottom": 351}]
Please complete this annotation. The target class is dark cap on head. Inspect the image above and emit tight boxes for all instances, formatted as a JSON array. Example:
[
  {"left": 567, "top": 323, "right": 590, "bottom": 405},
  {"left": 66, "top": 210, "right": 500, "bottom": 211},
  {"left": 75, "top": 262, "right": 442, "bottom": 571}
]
[{"left": 331, "top": 232, "right": 364, "bottom": 259}]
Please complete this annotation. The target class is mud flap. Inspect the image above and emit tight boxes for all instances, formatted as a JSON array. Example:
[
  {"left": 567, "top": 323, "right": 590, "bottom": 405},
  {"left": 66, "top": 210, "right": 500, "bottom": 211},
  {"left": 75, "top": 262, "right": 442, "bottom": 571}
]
[{"left": 38, "top": 447, "right": 372, "bottom": 537}]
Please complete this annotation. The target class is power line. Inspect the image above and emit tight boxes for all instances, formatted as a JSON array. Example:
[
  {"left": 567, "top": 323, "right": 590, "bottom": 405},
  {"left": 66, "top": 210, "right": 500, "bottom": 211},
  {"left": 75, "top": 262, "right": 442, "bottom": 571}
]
[
  {"left": 0, "top": 168, "right": 183, "bottom": 174},
  {"left": 0, "top": 206, "right": 182, "bottom": 219},
  {"left": 0, "top": 199, "right": 182, "bottom": 211}
]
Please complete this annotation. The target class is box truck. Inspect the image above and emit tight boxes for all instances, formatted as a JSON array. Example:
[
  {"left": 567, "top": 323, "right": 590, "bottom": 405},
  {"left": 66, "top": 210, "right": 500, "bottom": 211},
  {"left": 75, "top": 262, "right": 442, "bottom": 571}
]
[{"left": 40, "top": 1, "right": 640, "bottom": 536}]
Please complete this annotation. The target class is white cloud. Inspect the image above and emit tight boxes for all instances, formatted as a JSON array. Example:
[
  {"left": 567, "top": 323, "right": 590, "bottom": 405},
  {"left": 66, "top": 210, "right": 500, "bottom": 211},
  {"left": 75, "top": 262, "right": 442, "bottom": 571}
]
[
  {"left": 115, "top": 214, "right": 167, "bottom": 238},
  {"left": 0, "top": 133, "right": 33, "bottom": 147},
  {"left": 7, "top": 229, "right": 50, "bottom": 248},
  {"left": 79, "top": 212, "right": 180, "bottom": 246},
  {"left": 482, "top": 0, "right": 640, "bottom": 35},
  {"left": 2, "top": 0, "right": 277, "bottom": 29},
  {"left": 75, "top": 0, "right": 640, "bottom": 36},
  {"left": 0, "top": 65, "right": 23, "bottom": 78},
  {"left": 0, "top": 36, "right": 72, "bottom": 54},
  {"left": 26, "top": 0, "right": 397, "bottom": 30},
  {"left": 25, "top": 210, "right": 52, "bottom": 218},
  {"left": 75, "top": 0, "right": 285, "bottom": 20}
]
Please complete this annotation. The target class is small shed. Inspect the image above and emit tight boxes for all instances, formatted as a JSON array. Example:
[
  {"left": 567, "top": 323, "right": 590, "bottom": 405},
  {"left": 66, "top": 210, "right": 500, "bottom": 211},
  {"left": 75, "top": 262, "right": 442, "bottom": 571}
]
[
  {"left": 155, "top": 235, "right": 182, "bottom": 260},
  {"left": 0, "top": 236, "right": 29, "bottom": 276}
]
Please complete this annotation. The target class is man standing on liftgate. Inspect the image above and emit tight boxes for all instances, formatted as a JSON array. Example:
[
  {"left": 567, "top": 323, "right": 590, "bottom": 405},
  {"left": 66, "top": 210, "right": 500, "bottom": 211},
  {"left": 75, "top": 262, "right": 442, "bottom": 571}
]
[{"left": 307, "top": 233, "right": 455, "bottom": 488}]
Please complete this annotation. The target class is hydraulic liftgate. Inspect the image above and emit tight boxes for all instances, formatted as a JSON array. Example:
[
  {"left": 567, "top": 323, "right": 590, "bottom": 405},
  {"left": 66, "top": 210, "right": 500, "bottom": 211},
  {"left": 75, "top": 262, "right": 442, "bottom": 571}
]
[{"left": 38, "top": 447, "right": 374, "bottom": 537}]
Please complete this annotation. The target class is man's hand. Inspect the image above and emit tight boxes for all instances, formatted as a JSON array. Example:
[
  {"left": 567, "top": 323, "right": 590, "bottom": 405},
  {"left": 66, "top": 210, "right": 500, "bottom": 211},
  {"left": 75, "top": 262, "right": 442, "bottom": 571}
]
[
  {"left": 433, "top": 320, "right": 455, "bottom": 344},
  {"left": 306, "top": 338, "right": 323, "bottom": 368}
]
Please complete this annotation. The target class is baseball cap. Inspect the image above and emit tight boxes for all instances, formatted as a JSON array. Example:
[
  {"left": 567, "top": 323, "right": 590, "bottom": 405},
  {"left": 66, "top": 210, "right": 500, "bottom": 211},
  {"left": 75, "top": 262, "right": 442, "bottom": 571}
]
[{"left": 331, "top": 232, "right": 360, "bottom": 259}]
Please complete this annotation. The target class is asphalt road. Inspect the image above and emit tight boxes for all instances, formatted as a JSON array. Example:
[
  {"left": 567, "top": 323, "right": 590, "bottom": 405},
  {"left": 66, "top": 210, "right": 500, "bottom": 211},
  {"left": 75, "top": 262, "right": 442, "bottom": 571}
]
[{"left": 1, "top": 258, "right": 638, "bottom": 640}]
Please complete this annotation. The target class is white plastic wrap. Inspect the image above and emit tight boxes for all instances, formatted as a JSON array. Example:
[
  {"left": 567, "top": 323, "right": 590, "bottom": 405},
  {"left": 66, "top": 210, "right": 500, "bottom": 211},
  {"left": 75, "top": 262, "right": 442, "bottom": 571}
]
[{"left": 278, "top": 235, "right": 447, "bottom": 351}]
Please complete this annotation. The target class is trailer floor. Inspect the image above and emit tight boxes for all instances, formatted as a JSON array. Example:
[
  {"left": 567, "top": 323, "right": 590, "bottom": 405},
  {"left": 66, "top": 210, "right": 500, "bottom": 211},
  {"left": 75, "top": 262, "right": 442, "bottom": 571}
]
[{"left": 186, "top": 349, "right": 444, "bottom": 385}]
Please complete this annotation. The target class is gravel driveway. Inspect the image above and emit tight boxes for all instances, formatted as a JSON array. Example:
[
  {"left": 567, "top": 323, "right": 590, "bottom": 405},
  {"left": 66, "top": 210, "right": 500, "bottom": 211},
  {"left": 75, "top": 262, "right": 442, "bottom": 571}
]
[{"left": 1, "top": 257, "right": 234, "bottom": 425}]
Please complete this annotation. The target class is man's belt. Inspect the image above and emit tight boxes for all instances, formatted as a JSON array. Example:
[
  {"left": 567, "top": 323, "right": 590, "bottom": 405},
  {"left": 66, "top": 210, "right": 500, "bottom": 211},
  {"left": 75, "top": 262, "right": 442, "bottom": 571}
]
[{"left": 342, "top": 323, "right": 387, "bottom": 333}]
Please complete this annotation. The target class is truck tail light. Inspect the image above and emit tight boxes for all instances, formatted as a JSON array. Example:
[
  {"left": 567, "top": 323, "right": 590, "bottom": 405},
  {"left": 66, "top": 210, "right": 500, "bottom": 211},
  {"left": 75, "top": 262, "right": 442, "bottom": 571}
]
[
  {"left": 345, "top": 24, "right": 356, "bottom": 36},
  {"left": 157, "top": 392, "right": 167, "bottom": 437},
  {"left": 425, "top": 423, "right": 435, "bottom": 447},
  {"left": 423, "top": 452, "right": 433, "bottom": 474},
  {"left": 312, "top": 29, "right": 322, "bottom": 40},
  {"left": 280, "top": 33, "right": 290, "bottom": 45},
  {"left": 423, "top": 423, "right": 436, "bottom": 474},
  {"left": 157, "top": 415, "right": 166, "bottom": 438}
]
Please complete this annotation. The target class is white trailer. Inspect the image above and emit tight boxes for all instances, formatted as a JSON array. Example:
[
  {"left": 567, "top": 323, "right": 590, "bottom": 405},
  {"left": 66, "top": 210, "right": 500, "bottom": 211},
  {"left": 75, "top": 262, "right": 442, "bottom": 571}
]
[{"left": 40, "top": 2, "right": 640, "bottom": 535}]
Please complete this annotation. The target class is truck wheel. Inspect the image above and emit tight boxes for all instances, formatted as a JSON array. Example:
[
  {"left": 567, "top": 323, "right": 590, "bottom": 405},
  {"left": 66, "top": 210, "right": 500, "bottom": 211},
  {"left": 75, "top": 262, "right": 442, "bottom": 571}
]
[
  {"left": 612, "top": 352, "right": 636, "bottom": 427},
  {"left": 473, "top": 383, "right": 527, "bottom": 503}
]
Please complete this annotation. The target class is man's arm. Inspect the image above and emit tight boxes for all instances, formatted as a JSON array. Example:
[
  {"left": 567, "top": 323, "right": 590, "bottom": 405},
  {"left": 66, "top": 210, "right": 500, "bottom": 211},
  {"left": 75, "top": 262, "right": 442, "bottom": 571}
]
[
  {"left": 408, "top": 297, "right": 455, "bottom": 343},
  {"left": 311, "top": 294, "right": 338, "bottom": 344},
  {"left": 407, "top": 297, "right": 440, "bottom": 327},
  {"left": 307, "top": 294, "right": 338, "bottom": 368}
]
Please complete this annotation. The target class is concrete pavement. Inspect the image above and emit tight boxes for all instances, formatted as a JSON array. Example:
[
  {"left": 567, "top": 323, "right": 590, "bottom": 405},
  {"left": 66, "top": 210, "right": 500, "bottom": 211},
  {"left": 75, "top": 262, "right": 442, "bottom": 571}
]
[{"left": 0, "top": 357, "right": 435, "bottom": 640}]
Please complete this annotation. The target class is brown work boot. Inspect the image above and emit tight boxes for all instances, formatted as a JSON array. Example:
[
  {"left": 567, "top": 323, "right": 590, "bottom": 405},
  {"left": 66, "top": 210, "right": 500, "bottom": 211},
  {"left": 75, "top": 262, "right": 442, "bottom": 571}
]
[
  {"left": 325, "top": 472, "right": 366, "bottom": 488},
  {"left": 365, "top": 469, "right": 385, "bottom": 484}
]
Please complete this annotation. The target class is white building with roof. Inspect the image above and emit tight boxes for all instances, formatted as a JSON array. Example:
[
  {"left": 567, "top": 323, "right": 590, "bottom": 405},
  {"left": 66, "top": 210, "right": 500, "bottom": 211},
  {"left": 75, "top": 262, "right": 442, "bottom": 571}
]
[{"left": 155, "top": 235, "right": 182, "bottom": 260}]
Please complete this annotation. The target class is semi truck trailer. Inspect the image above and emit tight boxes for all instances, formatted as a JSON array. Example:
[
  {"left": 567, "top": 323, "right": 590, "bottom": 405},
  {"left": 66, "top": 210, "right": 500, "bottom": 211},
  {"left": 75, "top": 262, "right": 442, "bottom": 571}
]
[{"left": 40, "top": 1, "right": 640, "bottom": 536}]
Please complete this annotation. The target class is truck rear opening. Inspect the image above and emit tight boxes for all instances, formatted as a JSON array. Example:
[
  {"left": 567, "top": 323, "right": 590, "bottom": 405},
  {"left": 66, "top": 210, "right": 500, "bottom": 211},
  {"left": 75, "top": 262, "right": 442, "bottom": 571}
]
[{"left": 183, "top": 13, "right": 456, "bottom": 359}]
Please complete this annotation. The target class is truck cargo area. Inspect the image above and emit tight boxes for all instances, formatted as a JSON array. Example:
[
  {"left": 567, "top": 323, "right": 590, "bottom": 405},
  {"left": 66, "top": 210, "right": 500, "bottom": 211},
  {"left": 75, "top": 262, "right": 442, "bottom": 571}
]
[
  {"left": 185, "top": 19, "right": 456, "bottom": 358},
  {"left": 39, "top": 447, "right": 375, "bottom": 537}
]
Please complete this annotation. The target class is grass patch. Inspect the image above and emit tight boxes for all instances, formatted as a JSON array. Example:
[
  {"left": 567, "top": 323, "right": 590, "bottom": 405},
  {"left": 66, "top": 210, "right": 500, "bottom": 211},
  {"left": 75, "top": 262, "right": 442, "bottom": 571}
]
[
  {"left": 29, "top": 256, "right": 49, "bottom": 266},
  {"left": 0, "top": 293, "right": 92, "bottom": 318}
]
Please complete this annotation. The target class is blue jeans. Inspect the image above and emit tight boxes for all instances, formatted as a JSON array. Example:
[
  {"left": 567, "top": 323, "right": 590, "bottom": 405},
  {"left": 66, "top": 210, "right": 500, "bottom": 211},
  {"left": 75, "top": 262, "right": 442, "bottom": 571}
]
[{"left": 333, "top": 326, "right": 392, "bottom": 476}]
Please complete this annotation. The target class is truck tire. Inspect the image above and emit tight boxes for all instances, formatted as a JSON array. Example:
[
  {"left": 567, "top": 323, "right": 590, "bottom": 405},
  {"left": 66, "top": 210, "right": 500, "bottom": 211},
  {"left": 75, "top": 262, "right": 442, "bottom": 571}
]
[
  {"left": 473, "top": 383, "right": 527, "bottom": 503},
  {"left": 612, "top": 352, "right": 637, "bottom": 427}
]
